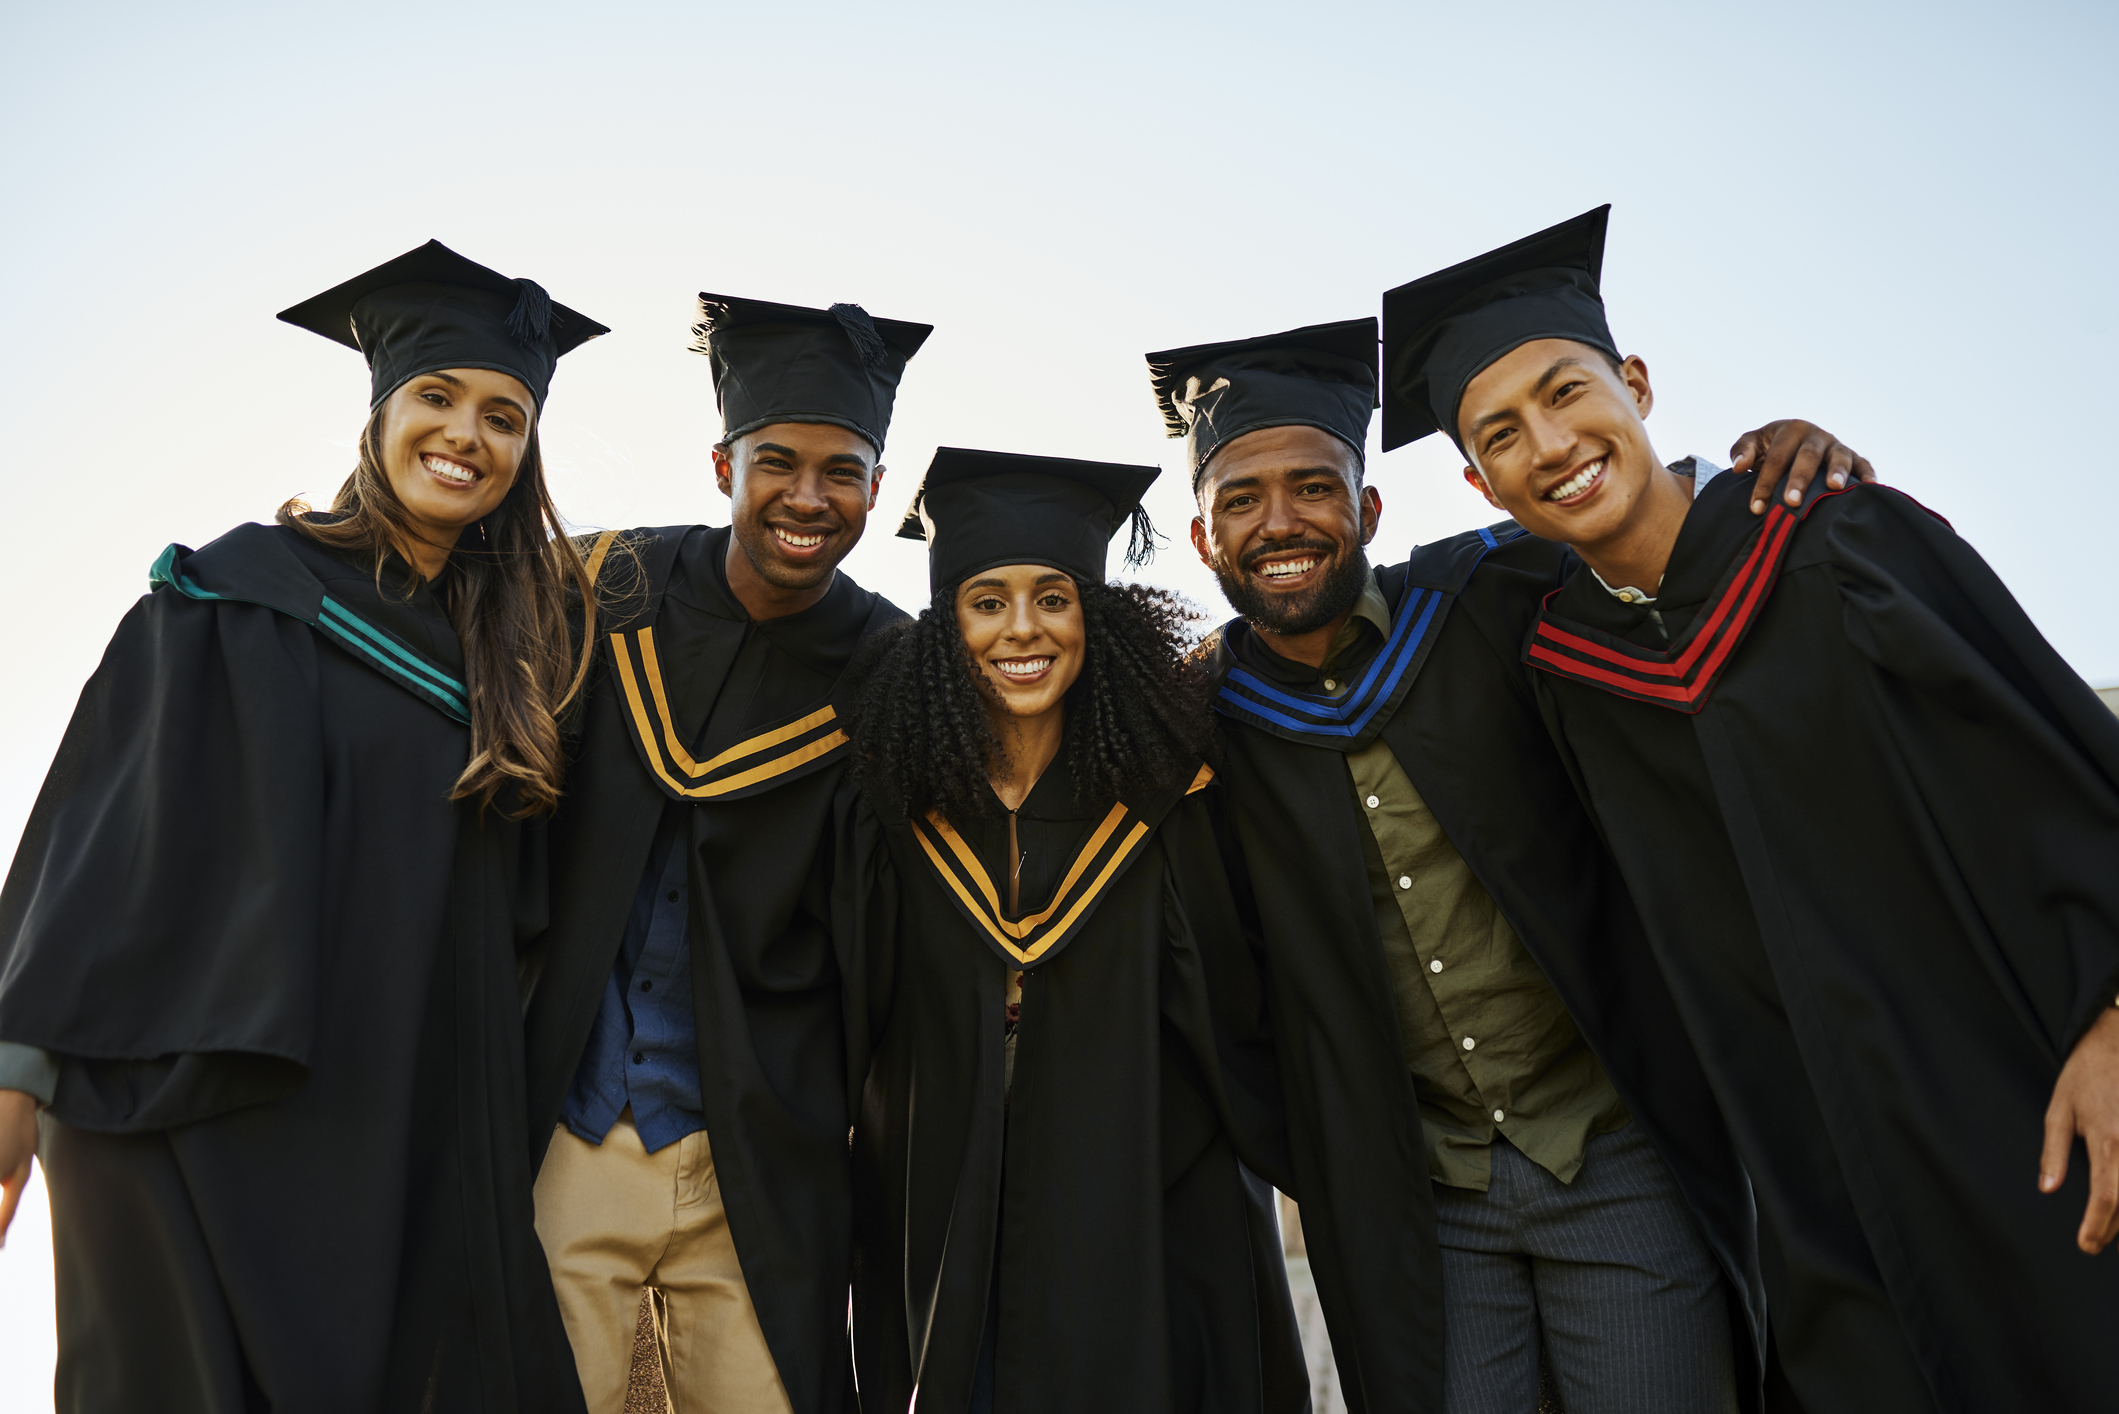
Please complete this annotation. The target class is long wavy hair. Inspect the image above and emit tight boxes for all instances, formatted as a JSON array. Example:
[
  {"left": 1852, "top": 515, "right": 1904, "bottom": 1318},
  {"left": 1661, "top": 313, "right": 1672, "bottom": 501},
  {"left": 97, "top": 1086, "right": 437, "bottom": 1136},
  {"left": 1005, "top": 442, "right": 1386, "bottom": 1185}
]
[
  {"left": 278, "top": 408, "right": 597, "bottom": 817},
  {"left": 847, "top": 579, "right": 1215, "bottom": 824}
]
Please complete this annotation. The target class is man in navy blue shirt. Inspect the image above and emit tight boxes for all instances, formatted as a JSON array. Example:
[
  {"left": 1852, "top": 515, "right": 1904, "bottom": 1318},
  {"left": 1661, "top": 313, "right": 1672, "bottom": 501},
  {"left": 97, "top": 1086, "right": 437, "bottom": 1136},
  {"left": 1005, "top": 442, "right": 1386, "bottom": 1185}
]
[{"left": 523, "top": 295, "right": 926, "bottom": 1414}]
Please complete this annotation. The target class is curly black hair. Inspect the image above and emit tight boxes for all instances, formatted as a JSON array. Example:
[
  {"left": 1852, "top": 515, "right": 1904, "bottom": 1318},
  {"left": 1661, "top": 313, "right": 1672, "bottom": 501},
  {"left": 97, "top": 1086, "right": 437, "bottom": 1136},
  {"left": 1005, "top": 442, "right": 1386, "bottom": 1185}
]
[{"left": 846, "top": 580, "right": 1215, "bottom": 824}]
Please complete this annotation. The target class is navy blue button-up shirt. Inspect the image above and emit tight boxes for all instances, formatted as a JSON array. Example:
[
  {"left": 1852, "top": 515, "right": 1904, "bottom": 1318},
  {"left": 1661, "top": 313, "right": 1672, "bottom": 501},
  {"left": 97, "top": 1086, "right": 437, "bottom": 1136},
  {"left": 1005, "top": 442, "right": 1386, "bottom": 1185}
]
[{"left": 561, "top": 802, "right": 706, "bottom": 1153}]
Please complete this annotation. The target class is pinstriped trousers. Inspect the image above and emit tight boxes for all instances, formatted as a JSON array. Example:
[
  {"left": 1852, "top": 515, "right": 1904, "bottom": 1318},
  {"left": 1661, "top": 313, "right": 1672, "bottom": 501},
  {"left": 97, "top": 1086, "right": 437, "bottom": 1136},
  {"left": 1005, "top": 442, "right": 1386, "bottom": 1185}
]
[{"left": 1434, "top": 1123, "right": 1739, "bottom": 1414}]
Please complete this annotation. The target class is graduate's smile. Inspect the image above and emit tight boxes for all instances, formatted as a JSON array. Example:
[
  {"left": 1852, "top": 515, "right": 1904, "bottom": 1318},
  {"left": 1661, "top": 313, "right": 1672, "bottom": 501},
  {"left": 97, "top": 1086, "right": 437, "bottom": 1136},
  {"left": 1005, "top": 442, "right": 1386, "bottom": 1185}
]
[
  {"left": 765, "top": 520, "right": 840, "bottom": 562},
  {"left": 1540, "top": 455, "right": 1608, "bottom": 508},
  {"left": 420, "top": 451, "right": 485, "bottom": 491},
  {"left": 1239, "top": 539, "right": 1338, "bottom": 596},
  {"left": 991, "top": 655, "right": 1056, "bottom": 685}
]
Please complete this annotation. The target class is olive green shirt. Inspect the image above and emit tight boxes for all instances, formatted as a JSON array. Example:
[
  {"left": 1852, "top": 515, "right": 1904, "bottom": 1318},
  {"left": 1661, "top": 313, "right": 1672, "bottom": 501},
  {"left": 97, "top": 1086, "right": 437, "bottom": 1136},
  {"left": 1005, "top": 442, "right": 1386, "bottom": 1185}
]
[{"left": 1322, "top": 573, "right": 1629, "bottom": 1191}]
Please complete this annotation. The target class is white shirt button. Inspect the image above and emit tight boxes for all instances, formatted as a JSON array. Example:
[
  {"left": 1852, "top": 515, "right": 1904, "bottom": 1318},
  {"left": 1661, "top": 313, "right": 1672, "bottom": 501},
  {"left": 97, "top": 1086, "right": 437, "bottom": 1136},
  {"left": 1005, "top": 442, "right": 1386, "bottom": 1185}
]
[
  {"left": 1462, "top": 1036, "right": 1476, "bottom": 1051},
  {"left": 1365, "top": 795, "right": 1380, "bottom": 809},
  {"left": 1430, "top": 959, "right": 1443, "bottom": 973},
  {"left": 1324, "top": 678, "right": 1337, "bottom": 691},
  {"left": 1493, "top": 1109, "right": 1506, "bottom": 1123},
  {"left": 1398, "top": 875, "right": 1412, "bottom": 890}
]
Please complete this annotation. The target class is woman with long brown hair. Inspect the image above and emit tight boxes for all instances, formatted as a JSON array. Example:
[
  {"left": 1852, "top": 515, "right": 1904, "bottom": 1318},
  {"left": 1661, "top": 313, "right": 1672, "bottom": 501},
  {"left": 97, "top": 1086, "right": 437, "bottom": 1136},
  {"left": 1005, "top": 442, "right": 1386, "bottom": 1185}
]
[{"left": 0, "top": 241, "right": 605, "bottom": 1413}]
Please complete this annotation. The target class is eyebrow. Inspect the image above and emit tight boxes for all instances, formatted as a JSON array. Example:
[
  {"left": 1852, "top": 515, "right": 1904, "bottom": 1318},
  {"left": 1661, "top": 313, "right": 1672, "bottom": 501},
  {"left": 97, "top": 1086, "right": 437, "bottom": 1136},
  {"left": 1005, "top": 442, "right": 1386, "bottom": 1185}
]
[
  {"left": 752, "top": 441, "right": 871, "bottom": 471},
  {"left": 417, "top": 372, "right": 530, "bottom": 422},
  {"left": 1210, "top": 466, "right": 1349, "bottom": 501},
  {"left": 964, "top": 572, "right": 1075, "bottom": 591},
  {"left": 1467, "top": 357, "right": 1590, "bottom": 439}
]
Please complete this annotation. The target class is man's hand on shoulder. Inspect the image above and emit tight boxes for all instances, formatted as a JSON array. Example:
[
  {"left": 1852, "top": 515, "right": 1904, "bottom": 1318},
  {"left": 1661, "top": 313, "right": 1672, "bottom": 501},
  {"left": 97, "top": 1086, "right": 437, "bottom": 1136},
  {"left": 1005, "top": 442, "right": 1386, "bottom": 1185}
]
[{"left": 1728, "top": 421, "right": 1878, "bottom": 515}]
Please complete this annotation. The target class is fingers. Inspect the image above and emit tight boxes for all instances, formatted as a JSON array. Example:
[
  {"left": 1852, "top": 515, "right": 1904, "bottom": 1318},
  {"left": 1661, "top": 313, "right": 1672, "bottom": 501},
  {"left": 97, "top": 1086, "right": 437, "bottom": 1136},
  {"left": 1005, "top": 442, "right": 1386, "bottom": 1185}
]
[
  {"left": 0, "top": 1162, "right": 25, "bottom": 1246},
  {"left": 2082, "top": 1132, "right": 2119, "bottom": 1254},
  {"left": 1851, "top": 453, "right": 1879, "bottom": 485},
  {"left": 1728, "top": 425, "right": 1774, "bottom": 477},
  {"left": 2040, "top": 1091, "right": 2074, "bottom": 1196},
  {"left": 1776, "top": 429, "right": 1828, "bottom": 508}
]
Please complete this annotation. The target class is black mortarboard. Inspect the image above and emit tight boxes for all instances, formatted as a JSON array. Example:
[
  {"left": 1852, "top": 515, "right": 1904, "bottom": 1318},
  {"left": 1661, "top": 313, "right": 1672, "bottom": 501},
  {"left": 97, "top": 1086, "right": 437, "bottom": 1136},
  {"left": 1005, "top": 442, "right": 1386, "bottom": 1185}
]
[
  {"left": 277, "top": 240, "right": 607, "bottom": 411},
  {"left": 896, "top": 448, "right": 1160, "bottom": 597},
  {"left": 691, "top": 295, "right": 932, "bottom": 454},
  {"left": 1146, "top": 318, "right": 1378, "bottom": 488},
  {"left": 1380, "top": 205, "right": 1618, "bottom": 454}
]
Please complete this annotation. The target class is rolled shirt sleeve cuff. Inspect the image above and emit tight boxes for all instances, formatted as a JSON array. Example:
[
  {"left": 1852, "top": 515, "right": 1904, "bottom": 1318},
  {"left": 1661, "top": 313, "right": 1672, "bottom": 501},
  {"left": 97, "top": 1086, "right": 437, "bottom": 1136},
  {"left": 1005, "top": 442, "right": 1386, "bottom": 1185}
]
[{"left": 0, "top": 1041, "right": 58, "bottom": 1105}]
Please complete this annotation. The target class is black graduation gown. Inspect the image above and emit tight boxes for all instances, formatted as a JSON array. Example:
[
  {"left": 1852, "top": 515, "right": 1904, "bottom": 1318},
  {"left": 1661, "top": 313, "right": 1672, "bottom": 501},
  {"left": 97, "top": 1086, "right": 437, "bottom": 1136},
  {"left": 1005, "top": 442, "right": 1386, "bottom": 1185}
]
[
  {"left": 0, "top": 523, "right": 578, "bottom": 1413},
  {"left": 1206, "top": 524, "right": 1768, "bottom": 1414},
  {"left": 837, "top": 753, "right": 1307, "bottom": 1414},
  {"left": 520, "top": 525, "right": 902, "bottom": 1414},
  {"left": 1525, "top": 471, "right": 2119, "bottom": 1414}
]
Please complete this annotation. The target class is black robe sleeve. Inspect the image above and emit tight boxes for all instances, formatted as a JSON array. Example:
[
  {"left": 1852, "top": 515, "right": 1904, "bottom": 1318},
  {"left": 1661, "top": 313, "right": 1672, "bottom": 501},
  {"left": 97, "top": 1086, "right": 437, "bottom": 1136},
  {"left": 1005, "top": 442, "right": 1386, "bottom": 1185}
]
[
  {"left": 0, "top": 587, "right": 326, "bottom": 1128},
  {"left": 1822, "top": 487, "right": 2119, "bottom": 1048}
]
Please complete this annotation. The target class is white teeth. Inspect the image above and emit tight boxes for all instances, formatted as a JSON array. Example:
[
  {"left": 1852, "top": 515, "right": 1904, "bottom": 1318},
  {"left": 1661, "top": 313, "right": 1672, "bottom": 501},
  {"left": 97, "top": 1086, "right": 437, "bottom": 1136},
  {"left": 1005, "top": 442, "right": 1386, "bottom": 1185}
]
[
  {"left": 1546, "top": 459, "right": 1604, "bottom": 501},
  {"left": 423, "top": 454, "right": 476, "bottom": 484},
  {"left": 1259, "top": 558, "right": 1318, "bottom": 579},
  {"left": 996, "top": 658, "right": 1053, "bottom": 678},
  {"left": 773, "top": 527, "right": 826, "bottom": 548}
]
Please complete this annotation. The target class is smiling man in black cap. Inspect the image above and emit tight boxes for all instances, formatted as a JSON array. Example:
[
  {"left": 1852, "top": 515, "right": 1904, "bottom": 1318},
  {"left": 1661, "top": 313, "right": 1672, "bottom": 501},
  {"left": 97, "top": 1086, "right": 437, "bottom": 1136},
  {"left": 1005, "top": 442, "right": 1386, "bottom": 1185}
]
[
  {"left": 1156, "top": 313, "right": 1871, "bottom": 1413},
  {"left": 521, "top": 296, "right": 926, "bottom": 1414},
  {"left": 1390, "top": 205, "right": 2119, "bottom": 1414}
]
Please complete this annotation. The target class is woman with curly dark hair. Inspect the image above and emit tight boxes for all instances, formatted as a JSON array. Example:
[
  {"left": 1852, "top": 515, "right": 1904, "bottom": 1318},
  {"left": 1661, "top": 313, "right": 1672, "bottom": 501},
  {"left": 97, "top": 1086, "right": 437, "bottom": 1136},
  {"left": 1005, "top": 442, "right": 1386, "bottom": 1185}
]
[
  {"left": 0, "top": 242, "right": 605, "bottom": 1413},
  {"left": 838, "top": 448, "right": 1305, "bottom": 1414}
]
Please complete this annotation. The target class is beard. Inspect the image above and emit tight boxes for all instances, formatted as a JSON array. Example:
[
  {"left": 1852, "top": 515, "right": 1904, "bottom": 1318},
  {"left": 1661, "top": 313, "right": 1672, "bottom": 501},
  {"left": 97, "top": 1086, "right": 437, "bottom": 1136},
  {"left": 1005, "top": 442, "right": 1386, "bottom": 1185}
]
[{"left": 1210, "top": 536, "right": 1372, "bottom": 639}]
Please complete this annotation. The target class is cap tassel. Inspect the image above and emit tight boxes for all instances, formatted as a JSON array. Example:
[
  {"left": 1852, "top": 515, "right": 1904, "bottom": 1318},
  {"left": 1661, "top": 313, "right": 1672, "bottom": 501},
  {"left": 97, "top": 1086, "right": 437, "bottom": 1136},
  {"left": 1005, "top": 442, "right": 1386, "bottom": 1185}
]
[
  {"left": 1123, "top": 503, "right": 1162, "bottom": 571},
  {"left": 830, "top": 302, "right": 891, "bottom": 370},
  {"left": 506, "top": 278, "right": 553, "bottom": 347}
]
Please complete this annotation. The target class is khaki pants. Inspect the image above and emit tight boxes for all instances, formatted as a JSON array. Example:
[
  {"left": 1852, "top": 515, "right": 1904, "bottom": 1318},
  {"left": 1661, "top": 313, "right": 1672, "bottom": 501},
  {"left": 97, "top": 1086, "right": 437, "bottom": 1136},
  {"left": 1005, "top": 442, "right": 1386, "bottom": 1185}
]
[{"left": 534, "top": 1112, "right": 792, "bottom": 1414}]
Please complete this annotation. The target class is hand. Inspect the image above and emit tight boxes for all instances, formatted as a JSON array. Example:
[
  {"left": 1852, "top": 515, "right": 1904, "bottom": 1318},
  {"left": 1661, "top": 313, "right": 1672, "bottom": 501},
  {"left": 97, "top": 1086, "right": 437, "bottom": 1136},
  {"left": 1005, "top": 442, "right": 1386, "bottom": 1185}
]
[
  {"left": 0, "top": 1088, "right": 37, "bottom": 1246},
  {"left": 1728, "top": 420, "right": 1878, "bottom": 515},
  {"left": 2040, "top": 1006, "right": 2119, "bottom": 1254}
]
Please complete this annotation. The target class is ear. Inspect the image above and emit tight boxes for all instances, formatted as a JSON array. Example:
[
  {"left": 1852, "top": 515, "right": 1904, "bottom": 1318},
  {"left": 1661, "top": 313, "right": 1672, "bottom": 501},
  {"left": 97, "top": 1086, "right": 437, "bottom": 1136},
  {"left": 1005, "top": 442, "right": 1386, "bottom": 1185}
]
[
  {"left": 1622, "top": 355, "right": 1654, "bottom": 421},
  {"left": 1189, "top": 515, "right": 1214, "bottom": 571},
  {"left": 1358, "top": 485, "right": 1383, "bottom": 547},
  {"left": 712, "top": 442, "right": 735, "bottom": 499},
  {"left": 1462, "top": 464, "right": 1506, "bottom": 511},
  {"left": 868, "top": 464, "right": 887, "bottom": 512}
]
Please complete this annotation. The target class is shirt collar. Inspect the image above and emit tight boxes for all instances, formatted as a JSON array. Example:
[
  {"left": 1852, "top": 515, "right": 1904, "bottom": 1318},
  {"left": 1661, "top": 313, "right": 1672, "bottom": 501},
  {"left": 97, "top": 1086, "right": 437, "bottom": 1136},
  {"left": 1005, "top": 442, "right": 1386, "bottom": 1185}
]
[{"left": 1319, "top": 567, "right": 1391, "bottom": 682}]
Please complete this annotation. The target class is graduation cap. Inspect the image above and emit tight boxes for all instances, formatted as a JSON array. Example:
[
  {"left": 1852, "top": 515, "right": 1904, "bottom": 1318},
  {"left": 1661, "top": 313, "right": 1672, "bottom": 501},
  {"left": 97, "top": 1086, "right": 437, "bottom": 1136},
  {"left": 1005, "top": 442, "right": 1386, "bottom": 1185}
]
[
  {"left": 691, "top": 294, "right": 932, "bottom": 454},
  {"left": 277, "top": 239, "right": 607, "bottom": 411},
  {"left": 896, "top": 447, "right": 1160, "bottom": 597},
  {"left": 1146, "top": 318, "right": 1378, "bottom": 488},
  {"left": 1380, "top": 205, "right": 1619, "bottom": 454}
]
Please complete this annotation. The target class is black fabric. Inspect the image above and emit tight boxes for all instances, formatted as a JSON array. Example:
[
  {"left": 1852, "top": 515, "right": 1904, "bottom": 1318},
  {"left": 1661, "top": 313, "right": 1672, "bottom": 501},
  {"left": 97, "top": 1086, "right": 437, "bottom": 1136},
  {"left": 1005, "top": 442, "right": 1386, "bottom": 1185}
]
[
  {"left": 276, "top": 239, "right": 606, "bottom": 409},
  {"left": 0, "top": 524, "right": 578, "bottom": 1412},
  {"left": 1204, "top": 526, "right": 1767, "bottom": 1414},
  {"left": 1380, "top": 206, "right": 1617, "bottom": 454},
  {"left": 1146, "top": 317, "right": 1378, "bottom": 484},
  {"left": 836, "top": 756, "right": 1306, "bottom": 1414},
  {"left": 521, "top": 525, "right": 905, "bottom": 1414},
  {"left": 896, "top": 447, "right": 1160, "bottom": 595},
  {"left": 1531, "top": 472, "right": 2119, "bottom": 1414},
  {"left": 691, "top": 293, "right": 931, "bottom": 452}
]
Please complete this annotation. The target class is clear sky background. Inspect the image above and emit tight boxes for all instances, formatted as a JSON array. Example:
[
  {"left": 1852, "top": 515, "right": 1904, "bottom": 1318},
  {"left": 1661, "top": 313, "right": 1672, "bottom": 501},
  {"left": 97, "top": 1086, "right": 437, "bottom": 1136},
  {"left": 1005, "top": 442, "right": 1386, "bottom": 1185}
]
[{"left": 1, "top": 0, "right": 2114, "bottom": 1400}]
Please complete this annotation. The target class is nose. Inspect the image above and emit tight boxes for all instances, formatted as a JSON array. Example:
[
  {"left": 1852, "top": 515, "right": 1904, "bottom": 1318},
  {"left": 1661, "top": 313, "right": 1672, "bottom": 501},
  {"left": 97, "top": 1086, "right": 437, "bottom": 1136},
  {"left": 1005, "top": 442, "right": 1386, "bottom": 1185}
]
[
  {"left": 782, "top": 467, "right": 831, "bottom": 518},
  {"left": 1257, "top": 484, "right": 1307, "bottom": 544},
  {"left": 1522, "top": 411, "right": 1576, "bottom": 472},
  {"left": 442, "top": 400, "right": 484, "bottom": 450},
  {"left": 1001, "top": 594, "right": 1042, "bottom": 646}
]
